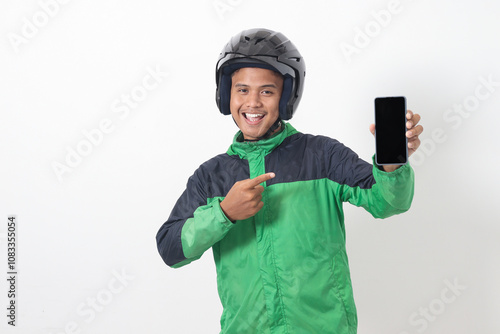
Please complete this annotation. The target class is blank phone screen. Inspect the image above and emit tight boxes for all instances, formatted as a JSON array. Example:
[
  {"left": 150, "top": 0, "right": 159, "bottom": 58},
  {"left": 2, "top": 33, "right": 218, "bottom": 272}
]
[{"left": 375, "top": 97, "right": 407, "bottom": 165}]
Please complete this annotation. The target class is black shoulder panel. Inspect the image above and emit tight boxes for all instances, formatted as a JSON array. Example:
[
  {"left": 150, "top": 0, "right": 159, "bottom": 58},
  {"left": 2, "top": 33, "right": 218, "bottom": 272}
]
[
  {"left": 265, "top": 133, "right": 376, "bottom": 189},
  {"left": 156, "top": 153, "right": 249, "bottom": 267},
  {"left": 198, "top": 153, "right": 250, "bottom": 198}
]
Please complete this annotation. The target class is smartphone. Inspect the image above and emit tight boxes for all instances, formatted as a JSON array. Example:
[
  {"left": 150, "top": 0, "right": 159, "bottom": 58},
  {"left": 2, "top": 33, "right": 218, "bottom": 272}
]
[{"left": 374, "top": 96, "right": 408, "bottom": 165}]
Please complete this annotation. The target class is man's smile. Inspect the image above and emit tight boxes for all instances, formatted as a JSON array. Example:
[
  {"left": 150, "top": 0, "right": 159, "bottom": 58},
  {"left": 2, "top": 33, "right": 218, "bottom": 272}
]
[{"left": 242, "top": 112, "right": 266, "bottom": 125}]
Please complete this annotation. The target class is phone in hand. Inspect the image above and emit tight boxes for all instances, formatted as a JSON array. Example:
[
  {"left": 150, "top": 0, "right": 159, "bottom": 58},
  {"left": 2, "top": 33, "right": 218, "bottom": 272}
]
[{"left": 374, "top": 96, "right": 408, "bottom": 165}]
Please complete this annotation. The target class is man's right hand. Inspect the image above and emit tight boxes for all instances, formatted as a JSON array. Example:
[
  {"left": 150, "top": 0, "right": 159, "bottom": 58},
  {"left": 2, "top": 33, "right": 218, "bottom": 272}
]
[{"left": 220, "top": 172, "right": 276, "bottom": 222}]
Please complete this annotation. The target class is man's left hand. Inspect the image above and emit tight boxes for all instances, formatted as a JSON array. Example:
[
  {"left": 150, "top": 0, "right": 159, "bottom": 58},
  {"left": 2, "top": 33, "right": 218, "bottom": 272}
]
[{"left": 369, "top": 109, "right": 424, "bottom": 172}]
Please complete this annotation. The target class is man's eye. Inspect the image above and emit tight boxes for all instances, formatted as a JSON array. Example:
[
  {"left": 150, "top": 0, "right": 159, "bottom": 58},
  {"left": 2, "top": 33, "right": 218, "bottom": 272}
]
[
  {"left": 262, "top": 90, "right": 273, "bottom": 95},
  {"left": 238, "top": 89, "right": 248, "bottom": 93}
]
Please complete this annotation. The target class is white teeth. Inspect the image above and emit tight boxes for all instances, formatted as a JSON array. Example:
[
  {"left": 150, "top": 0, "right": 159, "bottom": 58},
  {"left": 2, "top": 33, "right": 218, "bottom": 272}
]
[{"left": 246, "top": 114, "right": 263, "bottom": 118}]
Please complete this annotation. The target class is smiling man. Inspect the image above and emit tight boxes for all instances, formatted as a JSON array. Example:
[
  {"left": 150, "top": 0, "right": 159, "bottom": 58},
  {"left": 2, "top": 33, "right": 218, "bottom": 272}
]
[
  {"left": 230, "top": 67, "right": 283, "bottom": 141},
  {"left": 156, "top": 28, "right": 423, "bottom": 334}
]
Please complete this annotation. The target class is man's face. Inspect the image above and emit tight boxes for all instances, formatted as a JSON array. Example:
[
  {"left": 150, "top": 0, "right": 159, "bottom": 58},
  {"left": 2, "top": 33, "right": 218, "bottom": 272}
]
[{"left": 230, "top": 67, "right": 283, "bottom": 141}]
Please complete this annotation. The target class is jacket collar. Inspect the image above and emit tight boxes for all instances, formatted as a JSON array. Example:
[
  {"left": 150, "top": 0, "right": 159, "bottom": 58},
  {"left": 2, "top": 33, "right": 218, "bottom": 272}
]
[{"left": 227, "top": 122, "right": 298, "bottom": 159}]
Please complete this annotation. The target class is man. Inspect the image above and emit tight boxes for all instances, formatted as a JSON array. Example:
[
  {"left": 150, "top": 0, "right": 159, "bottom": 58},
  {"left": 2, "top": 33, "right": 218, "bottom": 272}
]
[{"left": 156, "top": 28, "right": 423, "bottom": 333}]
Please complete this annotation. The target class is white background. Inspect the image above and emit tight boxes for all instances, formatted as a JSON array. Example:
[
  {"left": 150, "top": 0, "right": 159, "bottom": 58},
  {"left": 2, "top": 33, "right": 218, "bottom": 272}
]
[{"left": 1, "top": 0, "right": 499, "bottom": 333}]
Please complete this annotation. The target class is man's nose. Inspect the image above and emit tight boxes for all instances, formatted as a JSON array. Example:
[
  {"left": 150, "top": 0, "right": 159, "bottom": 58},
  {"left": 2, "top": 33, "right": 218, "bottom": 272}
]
[{"left": 245, "top": 91, "right": 263, "bottom": 108}]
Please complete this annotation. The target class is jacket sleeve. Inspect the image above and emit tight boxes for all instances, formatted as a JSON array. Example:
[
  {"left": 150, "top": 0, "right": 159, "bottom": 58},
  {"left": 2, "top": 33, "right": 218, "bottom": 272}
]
[
  {"left": 349, "top": 157, "right": 415, "bottom": 218},
  {"left": 156, "top": 168, "right": 235, "bottom": 268},
  {"left": 326, "top": 140, "right": 415, "bottom": 219}
]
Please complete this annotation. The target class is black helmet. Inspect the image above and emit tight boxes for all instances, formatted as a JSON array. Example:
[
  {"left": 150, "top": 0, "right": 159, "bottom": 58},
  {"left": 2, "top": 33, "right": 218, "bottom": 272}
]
[{"left": 215, "top": 28, "right": 306, "bottom": 121}]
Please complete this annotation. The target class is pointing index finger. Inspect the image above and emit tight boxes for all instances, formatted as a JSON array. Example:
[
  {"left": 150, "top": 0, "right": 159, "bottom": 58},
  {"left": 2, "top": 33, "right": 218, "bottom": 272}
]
[{"left": 249, "top": 172, "right": 275, "bottom": 187}]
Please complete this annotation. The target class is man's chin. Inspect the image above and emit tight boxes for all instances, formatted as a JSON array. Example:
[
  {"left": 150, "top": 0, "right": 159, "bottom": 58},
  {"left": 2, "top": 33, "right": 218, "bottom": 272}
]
[
  {"left": 240, "top": 126, "right": 265, "bottom": 141},
  {"left": 242, "top": 132, "right": 261, "bottom": 141}
]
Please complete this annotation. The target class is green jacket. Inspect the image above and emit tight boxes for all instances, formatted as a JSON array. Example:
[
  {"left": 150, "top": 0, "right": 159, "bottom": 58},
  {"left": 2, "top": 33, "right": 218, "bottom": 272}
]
[{"left": 156, "top": 123, "right": 414, "bottom": 333}]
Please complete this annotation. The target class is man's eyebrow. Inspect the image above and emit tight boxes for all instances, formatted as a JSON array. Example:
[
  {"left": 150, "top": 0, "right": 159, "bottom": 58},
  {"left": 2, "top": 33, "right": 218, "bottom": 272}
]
[{"left": 233, "top": 83, "right": 279, "bottom": 88}]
